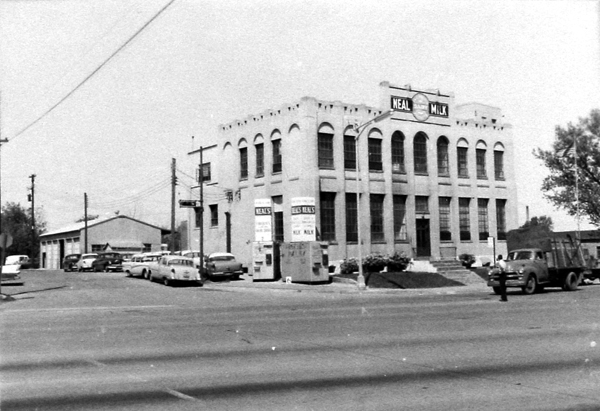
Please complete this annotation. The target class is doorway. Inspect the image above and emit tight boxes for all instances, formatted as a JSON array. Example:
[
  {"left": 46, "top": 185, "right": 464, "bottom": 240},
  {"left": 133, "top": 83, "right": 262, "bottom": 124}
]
[{"left": 416, "top": 218, "right": 431, "bottom": 257}]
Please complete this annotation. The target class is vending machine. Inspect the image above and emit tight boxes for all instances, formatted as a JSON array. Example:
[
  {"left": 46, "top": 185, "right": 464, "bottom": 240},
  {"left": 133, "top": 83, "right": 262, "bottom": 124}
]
[
  {"left": 252, "top": 241, "right": 278, "bottom": 281},
  {"left": 280, "top": 241, "right": 329, "bottom": 283}
]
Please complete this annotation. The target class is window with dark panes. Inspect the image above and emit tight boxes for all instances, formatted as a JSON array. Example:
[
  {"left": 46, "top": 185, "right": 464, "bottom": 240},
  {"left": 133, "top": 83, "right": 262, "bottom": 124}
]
[
  {"left": 239, "top": 147, "right": 248, "bottom": 179},
  {"left": 415, "top": 196, "right": 429, "bottom": 214},
  {"left": 393, "top": 195, "right": 407, "bottom": 241},
  {"left": 370, "top": 194, "right": 385, "bottom": 242},
  {"left": 457, "top": 147, "right": 469, "bottom": 178},
  {"left": 318, "top": 133, "right": 334, "bottom": 169},
  {"left": 345, "top": 194, "right": 358, "bottom": 242},
  {"left": 439, "top": 197, "right": 451, "bottom": 241},
  {"left": 274, "top": 211, "right": 284, "bottom": 242},
  {"left": 494, "top": 151, "right": 505, "bottom": 180},
  {"left": 437, "top": 138, "right": 449, "bottom": 176},
  {"left": 496, "top": 199, "right": 507, "bottom": 240},
  {"left": 414, "top": 133, "right": 428, "bottom": 174},
  {"left": 478, "top": 198, "right": 489, "bottom": 241},
  {"left": 368, "top": 138, "right": 383, "bottom": 171},
  {"left": 344, "top": 135, "right": 356, "bottom": 170},
  {"left": 272, "top": 139, "right": 282, "bottom": 174},
  {"left": 210, "top": 204, "right": 218, "bottom": 227},
  {"left": 255, "top": 143, "right": 264, "bottom": 177},
  {"left": 476, "top": 148, "right": 487, "bottom": 179},
  {"left": 197, "top": 162, "right": 211, "bottom": 183},
  {"left": 391, "top": 131, "right": 405, "bottom": 173},
  {"left": 459, "top": 197, "right": 471, "bottom": 241},
  {"left": 320, "top": 192, "right": 336, "bottom": 241}
]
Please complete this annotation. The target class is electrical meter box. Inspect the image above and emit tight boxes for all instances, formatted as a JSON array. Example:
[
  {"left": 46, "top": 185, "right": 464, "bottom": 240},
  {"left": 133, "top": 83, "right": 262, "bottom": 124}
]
[
  {"left": 280, "top": 241, "right": 329, "bottom": 283},
  {"left": 252, "top": 242, "right": 277, "bottom": 281}
]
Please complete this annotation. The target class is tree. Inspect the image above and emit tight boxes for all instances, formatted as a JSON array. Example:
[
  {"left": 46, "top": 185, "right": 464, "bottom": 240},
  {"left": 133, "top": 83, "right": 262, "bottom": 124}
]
[
  {"left": 76, "top": 214, "right": 99, "bottom": 223},
  {"left": 1, "top": 202, "right": 47, "bottom": 259},
  {"left": 520, "top": 215, "right": 554, "bottom": 231},
  {"left": 534, "top": 109, "right": 600, "bottom": 226}
]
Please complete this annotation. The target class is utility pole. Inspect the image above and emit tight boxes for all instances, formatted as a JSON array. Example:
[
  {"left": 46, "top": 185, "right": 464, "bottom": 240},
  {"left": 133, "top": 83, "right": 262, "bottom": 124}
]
[
  {"left": 0, "top": 91, "right": 8, "bottom": 295},
  {"left": 29, "top": 174, "right": 36, "bottom": 258},
  {"left": 84, "top": 193, "right": 88, "bottom": 253},
  {"left": 171, "top": 158, "right": 177, "bottom": 253}
]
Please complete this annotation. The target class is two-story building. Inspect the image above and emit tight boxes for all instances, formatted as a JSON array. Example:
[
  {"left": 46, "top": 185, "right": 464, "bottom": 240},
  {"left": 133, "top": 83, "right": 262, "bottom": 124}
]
[{"left": 186, "top": 81, "right": 517, "bottom": 268}]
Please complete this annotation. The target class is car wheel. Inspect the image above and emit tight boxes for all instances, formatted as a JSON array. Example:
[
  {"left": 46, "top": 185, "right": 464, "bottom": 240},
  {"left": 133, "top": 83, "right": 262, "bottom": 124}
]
[
  {"left": 522, "top": 275, "right": 537, "bottom": 295},
  {"left": 78, "top": 267, "right": 83, "bottom": 272},
  {"left": 104, "top": 266, "right": 109, "bottom": 273},
  {"left": 492, "top": 286, "right": 501, "bottom": 295},
  {"left": 126, "top": 271, "right": 132, "bottom": 277},
  {"left": 163, "top": 278, "right": 171, "bottom": 287},
  {"left": 563, "top": 272, "right": 580, "bottom": 291}
]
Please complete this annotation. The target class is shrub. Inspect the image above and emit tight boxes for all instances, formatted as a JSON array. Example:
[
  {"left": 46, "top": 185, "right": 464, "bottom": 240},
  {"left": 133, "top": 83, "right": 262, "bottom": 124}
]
[
  {"left": 363, "top": 254, "right": 388, "bottom": 272},
  {"left": 459, "top": 253, "right": 476, "bottom": 268},
  {"left": 387, "top": 251, "right": 410, "bottom": 272},
  {"left": 340, "top": 258, "right": 359, "bottom": 274}
]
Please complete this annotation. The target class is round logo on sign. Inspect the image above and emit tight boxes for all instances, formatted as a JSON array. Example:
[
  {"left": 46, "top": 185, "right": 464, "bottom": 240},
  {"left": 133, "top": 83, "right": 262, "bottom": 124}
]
[{"left": 412, "top": 93, "right": 430, "bottom": 122}]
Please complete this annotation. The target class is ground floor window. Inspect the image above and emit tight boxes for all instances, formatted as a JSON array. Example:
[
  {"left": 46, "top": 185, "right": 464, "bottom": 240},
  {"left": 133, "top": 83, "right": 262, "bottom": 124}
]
[
  {"left": 320, "top": 192, "right": 336, "bottom": 241},
  {"left": 370, "top": 194, "right": 385, "bottom": 242},
  {"left": 439, "top": 197, "right": 451, "bottom": 241},
  {"left": 345, "top": 194, "right": 357, "bottom": 242},
  {"left": 393, "top": 195, "right": 407, "bottom": 241},
  {"left": 496, "top": 199, "right": 507, "bottom": 240},
  {"left": 459, "top": 198, "right": 471, "bottom": 241},
  {"left": 478, "top": 198, "right": 489, "bottom": 241}
]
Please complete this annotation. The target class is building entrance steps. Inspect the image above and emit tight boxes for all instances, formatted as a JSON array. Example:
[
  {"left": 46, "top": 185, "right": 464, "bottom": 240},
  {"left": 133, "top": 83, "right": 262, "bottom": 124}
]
[{"left": 429, "top": 259, "right": 487, "bottom": 285}]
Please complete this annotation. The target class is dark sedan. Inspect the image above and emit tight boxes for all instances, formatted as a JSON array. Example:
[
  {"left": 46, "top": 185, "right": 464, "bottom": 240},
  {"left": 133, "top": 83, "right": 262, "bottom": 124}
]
[
  {"left": 91, "top": 252, "right": 123, "bottom": 272},
  {"left": 62, "top": 254, "right": 81, "bottom": 272}
]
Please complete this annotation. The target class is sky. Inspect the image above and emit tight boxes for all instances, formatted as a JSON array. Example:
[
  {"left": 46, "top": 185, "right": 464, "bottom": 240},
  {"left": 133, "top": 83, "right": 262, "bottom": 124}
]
[{"left": 0, "top": 0, "right": 599, "bottom": 232}]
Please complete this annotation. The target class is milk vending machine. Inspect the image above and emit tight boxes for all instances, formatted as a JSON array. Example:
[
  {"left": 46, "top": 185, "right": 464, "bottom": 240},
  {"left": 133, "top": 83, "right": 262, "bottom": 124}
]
[{"left": 252, "top": 242, "right": 279, "bottom": 281}]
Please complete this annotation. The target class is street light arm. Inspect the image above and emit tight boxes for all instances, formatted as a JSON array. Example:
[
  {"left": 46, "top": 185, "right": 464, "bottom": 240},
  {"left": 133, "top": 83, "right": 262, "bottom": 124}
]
[{"left": 353, "top": 109, "right": 394, "bottom": 133}]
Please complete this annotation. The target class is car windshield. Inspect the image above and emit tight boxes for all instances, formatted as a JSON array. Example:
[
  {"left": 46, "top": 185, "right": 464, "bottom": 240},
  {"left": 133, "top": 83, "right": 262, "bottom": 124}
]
[
  {"left": 168, "top": 259, "right": 193, "bottom": 266},
  {"left": 507, "top": 251, "right": 534, "bottom": 261},
  {"left": 143, "top": 256, "right": 160, "bottom": 261},
  {"left": 183, "top": 252, "right": 200, "bottom": 258},
  {"left": 102, "top": 253, "right": 120, "bottom": 259},
  {"left": 83, "top": 254, "right": 97, "bottom": 259}
]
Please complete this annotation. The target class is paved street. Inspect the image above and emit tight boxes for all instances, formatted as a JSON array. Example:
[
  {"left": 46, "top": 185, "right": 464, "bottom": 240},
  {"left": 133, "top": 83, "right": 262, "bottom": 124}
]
[{"left": 2, "top": 270, "right": 600, "bottom": 410}]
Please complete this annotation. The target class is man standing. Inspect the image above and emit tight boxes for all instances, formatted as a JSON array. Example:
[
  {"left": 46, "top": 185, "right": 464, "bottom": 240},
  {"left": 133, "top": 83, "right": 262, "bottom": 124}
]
[{"left": 497, "top": 254, "right": 508, "bottom": 302}]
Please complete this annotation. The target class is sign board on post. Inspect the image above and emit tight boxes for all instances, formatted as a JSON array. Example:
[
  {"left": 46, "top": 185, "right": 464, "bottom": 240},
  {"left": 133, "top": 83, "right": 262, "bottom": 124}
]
[
  {"left": 254, "top": 199, "right": 273, "bottom": 241},
  {"left": 291, "top": 197, "right": 316, "bottom": 242},
  {"left": 179, "top": 200, "right": 200, "bottom": 208}
]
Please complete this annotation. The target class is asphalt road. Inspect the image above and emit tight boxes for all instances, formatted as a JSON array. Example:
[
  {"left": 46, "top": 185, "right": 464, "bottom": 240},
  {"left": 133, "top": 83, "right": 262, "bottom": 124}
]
[{"left": 1, "top": 270, "right": 600, "bottom": 410}]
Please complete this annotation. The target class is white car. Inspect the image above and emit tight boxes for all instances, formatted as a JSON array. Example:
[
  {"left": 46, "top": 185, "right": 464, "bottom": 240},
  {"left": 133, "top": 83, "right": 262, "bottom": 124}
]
[
  {"left": 143, "top": 252, "right": 163, "bottom": 280},
  {"left": 76, "top": 253, "right": 98, "bottom": 272},
  {"left": 149, "top": 255, "right": 201, "bottom": 286},
  {"left": 180, "top": 250, "right": 202, "bottom": 268}
]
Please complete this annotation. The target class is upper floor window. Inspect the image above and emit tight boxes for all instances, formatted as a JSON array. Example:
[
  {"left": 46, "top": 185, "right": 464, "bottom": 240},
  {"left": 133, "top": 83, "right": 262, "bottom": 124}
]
[
  {"left": 414, "top": 132, "right": 428, "bottom": 174},
  {"left": 318, "top": 132, "right": 334, "bottom": 169},
  {"left": 210, "top": 204, "right": 218, "bottom": 227},
  {"left": 255, "top": 143, "right": 264, "bottom": 177},
  {"left": 494, "top": 149, "right": 505, "bottom": 180},
  {"left": 437, "top": 137, "right": 449, "bottom": 176},
  {"left": 368, "top": 138, "right": 383, "bottom": 171},
  {"left": 343, "top": 135, "right": 356, "bottom": 170},
  {"left": 391, "top": 131, "right": 405, "bottom": 173},
  {"left": 239, "top": 147, "right": 248, "bottom": 180},
  {"left": 197, "top": 162, "right": 211, "bottom": 183},
  {"left": 272, "top": 139, "right": 282, "bottom": 174},
  {"left": 457, "top": 142, "right": 469, "bottom": 178},
  {"left": 476, "top": 142, "right": 487, "bottom": 179}
]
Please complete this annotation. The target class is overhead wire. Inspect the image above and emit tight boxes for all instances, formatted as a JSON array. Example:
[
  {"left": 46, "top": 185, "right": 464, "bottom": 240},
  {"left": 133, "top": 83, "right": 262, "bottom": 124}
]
[{"left": 11, "top": 0, "right": 177, "bottom": 141}]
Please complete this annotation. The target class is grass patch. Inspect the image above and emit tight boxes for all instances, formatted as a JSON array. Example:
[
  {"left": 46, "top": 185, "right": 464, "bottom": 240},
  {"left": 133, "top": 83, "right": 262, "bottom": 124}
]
[{"left": 335, "top": 271, "right": 464, "bottom": 289}]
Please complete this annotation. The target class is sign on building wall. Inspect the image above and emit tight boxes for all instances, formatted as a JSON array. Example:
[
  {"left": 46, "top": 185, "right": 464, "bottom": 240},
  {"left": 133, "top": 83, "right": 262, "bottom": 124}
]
[
  {"left": 255, "top": 198, "right": 273, "bottom": 241},
  {"left": 390, "top": 93, "right": 449, "bottom": 122},
  {"left": 291, "top": 197, "right": 316, "bottom": 242}
]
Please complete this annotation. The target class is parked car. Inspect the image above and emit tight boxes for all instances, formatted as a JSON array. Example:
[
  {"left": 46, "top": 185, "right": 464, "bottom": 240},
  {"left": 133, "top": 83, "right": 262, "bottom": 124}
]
[
  {"left": 181, "top": 250, "right": 202, "bottom": 268},
  {"left": 1, "top": 264, "right": 23, "bottom": 285},
  {"left": 143, "top": 252, "right": 163, "bottom": 280},
  {"left": 5, "top": 255, "right": 30, "bottom": 268},
  {"left": 91, "top": 252, "right": 123, "bottom": 272},
  {"left": 76, "top": 253, "right": 98, "bottom": 272},
  {"left": 123, "top": 253, "right": 157, "bottom": 279},
  {"left": 149, "top": 255, "right": 201, "bottom": 286},
  {"left": 62, "top": 254, "right": 81, "bottom": 272},
  {"left": 204, "top": 252, "right": 243, "bottom": 281}
]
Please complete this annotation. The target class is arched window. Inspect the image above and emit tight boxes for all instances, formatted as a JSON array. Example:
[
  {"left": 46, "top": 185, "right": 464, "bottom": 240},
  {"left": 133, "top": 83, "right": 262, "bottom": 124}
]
[
  {"left": 493, "top": 142, "right": 505, "bottom": 180},
  {"left": 391, "top": 131, "right": 405, "bottom": 173},
  {"left": 271, "top": 130, "right": 282, "bottom": 174},
  {"left": 238, "top": 139, "right": 248, "bottom": 180},
  {"left": 368, "top": 128, "right": 383, "bottom": 172},
  {"left": 457, "top": 138, "right": 469, "bottom": 178},
  {"left": 318, "top": 123, "right": 334, "bottom": 169},
  {"left": 254, "top": 134, "right": 264, "bottom": 178},
  {"left": 343, "top": 126, "right": 357, "bottom": 170},
  {"left": 437, "top": 136, "right": 449, "bottom": 176},
  {"left": 476, "top": 140, "right": 487, "bottom": 179},
  {"left": 414, "top": 132, "right": 428, "bottom": 174}
]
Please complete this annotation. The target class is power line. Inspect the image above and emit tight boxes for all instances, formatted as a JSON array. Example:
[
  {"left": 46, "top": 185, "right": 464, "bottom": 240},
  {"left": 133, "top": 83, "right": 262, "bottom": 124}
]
[{"left": 11, "top": 0, "right": 177, "bottom": 141}]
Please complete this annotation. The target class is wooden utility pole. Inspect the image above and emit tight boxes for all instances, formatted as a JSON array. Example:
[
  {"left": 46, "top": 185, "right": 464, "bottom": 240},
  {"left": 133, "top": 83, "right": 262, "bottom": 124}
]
[
  {"left": 171, "top": 158, "right": 176, "bottom": 253},
  {"left": 84, "top": 193, "right": 88, "bottom": 253},
  {"left": 29, "top": 174, "right": 36, "bottom": 258}
]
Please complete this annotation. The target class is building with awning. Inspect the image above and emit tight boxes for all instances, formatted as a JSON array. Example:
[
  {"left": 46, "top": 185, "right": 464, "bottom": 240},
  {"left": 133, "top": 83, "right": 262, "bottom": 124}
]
[{"left": 39, "top": 215, "right": 170, "bottom": 269}]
